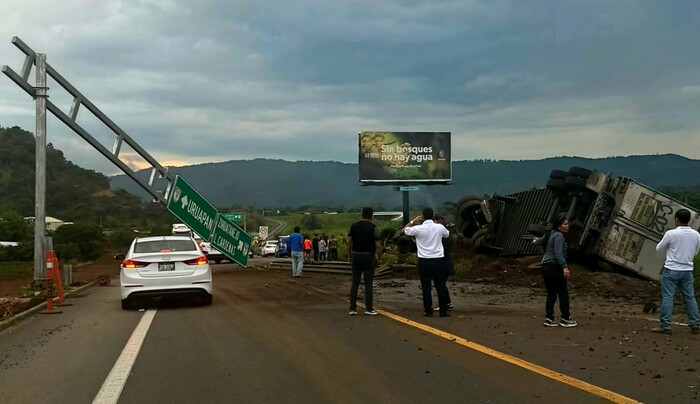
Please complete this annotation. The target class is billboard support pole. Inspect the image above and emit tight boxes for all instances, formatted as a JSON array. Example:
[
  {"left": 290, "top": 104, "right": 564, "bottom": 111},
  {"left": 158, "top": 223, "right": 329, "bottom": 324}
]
[{"left": 402, "top": 191, "right": 410, "bottom": 226}]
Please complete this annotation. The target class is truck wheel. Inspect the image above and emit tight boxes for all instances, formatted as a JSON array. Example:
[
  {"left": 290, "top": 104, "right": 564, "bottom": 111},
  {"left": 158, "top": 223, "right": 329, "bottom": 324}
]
[
  {"left": 546, "top": 178, "right": 566, "bottom": 192},
  {"left": 470, "top": 228, "right": 490, "bottom": 250},
  {"left": 568, "top": 166, "right": 592, "bottom": 178},
  {"left": 549, "top": 169, "right": 568, "bottom": 180},
  {"left": 458, "top": 198, "right": 483, "bottom": 222},
  {"left": 564, "top": 176, "right": 587, "bottom": 189},
  {"left": 527, "top": 223, "right": 549, "bottom": 236},
  {"left": 397, "top": 235, "right": 414, "bottom": 254},
  {"left": 460, "top": 221, "right": 479, "bottom": 239}
]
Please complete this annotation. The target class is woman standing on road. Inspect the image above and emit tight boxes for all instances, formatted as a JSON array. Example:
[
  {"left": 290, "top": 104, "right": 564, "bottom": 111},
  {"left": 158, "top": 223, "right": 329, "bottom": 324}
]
[{"left": 537, "top": 215, "right": 577, "bottom": 328}]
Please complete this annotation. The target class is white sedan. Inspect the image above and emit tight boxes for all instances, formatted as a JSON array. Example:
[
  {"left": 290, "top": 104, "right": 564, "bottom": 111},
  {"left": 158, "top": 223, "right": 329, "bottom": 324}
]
[
  {"left": 118, "top": 235, "right": 213, "bottom": 310},
  {"left": 259, "top": 240, "right": 278, "bottom": 257}
]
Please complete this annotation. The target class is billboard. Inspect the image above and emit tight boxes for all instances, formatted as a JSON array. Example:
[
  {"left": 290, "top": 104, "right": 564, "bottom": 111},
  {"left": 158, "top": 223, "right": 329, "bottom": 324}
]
[{"left": 358, "top": 132, "right": 451, "bottom": 183}]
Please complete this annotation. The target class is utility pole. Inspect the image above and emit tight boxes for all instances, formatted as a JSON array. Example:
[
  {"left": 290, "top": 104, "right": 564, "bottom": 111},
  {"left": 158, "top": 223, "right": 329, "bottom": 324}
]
[{"left": 34, "top": 53, "right": 47, "bottom": 280}]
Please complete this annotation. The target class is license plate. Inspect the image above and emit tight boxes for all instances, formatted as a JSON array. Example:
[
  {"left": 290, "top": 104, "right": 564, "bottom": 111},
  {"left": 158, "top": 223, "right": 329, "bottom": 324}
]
[{"left": 158, "top": 262, "right": 175, "bottom": 271}]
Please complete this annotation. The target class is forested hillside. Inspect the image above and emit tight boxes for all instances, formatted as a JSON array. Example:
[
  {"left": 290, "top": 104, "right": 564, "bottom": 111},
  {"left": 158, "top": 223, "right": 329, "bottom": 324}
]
[
  {"left": 110, "top": 155, "right": 700, "bottom": 210},
  {"left": 0, "top": 126, "right": 171, "bottom": 227}
]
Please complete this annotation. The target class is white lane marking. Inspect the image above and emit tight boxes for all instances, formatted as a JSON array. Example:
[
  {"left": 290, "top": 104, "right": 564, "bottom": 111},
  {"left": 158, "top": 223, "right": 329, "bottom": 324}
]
[{"left": 93, "top": 310, "right": 157, "bottom": 404}]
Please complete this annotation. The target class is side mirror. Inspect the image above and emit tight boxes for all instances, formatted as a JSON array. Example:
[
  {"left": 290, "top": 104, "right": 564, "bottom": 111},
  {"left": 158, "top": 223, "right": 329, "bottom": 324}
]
[{"left": 114, "top": 253, "right": 125, "bottom": 260}]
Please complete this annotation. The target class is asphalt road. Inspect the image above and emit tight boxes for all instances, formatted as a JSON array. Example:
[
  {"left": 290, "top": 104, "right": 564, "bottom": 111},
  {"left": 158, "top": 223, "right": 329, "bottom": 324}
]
[{"left": 0, "top": 264, "right": 626, "bottom": 404}]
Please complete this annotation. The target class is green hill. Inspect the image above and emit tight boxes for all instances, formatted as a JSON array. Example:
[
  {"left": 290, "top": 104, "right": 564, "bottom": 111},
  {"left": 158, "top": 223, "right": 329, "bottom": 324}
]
[{"left": 110, "top": 155, "right": 700, "bottom": 210}]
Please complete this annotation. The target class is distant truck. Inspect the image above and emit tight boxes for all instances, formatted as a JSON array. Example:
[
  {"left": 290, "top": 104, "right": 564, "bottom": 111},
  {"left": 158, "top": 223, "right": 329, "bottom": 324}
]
[{"left": 455, "top": 167, "right": 700, "bottom": 282}]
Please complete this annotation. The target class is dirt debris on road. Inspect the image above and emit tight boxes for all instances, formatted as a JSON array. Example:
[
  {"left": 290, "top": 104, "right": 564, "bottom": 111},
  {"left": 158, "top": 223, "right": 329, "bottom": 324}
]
[{"left": 2, "top": 252, "right": 700, "bottom": 402}]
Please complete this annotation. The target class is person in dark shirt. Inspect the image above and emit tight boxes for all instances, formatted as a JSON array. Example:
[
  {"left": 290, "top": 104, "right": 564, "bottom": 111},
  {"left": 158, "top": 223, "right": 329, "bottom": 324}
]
[
  {"left": 436, "top": 215, "right": 456, "bottom": 310},
  {"left": 312, "top": 234, "right": 319, "bottom": 263},
  {"left": 347, "top": 207, "right": 382, "bottom": 316}
]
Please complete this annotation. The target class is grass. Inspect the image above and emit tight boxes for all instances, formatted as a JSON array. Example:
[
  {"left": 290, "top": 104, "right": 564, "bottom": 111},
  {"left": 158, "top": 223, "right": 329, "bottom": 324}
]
[{"left": 0, "top": 261, "right": 32, "bottom": 281}]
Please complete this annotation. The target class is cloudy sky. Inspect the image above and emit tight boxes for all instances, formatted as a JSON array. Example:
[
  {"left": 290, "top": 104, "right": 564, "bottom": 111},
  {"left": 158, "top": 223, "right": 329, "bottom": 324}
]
[{"left": 1, "top": 0, "right": 699, "bottom": 175}]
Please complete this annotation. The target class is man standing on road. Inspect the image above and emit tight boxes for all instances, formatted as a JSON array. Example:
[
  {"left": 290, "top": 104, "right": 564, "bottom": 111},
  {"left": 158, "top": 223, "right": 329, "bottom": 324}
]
[
  {"left": 347, "top": 207, "right": 382, "bottom": 316},
  {"left": 312, "top": 234, "right": 320, "bottom": 263},
  {"left": 402, "top": 207, "right": 450, "bottom": 317},
  {"left": 651, "top": 208, "right": 700, "bottom": 334},
  {"left": 289, "top": 226, "right": 305, "bottom": 278}
]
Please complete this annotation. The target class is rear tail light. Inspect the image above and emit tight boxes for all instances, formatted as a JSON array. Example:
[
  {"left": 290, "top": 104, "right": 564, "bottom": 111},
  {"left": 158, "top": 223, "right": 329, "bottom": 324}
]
[
  {"left": 123, "top": 259, "right": 148, "bottom": 268},
  {"left": 184, "top": 256, "right": 208, "bottom": 266}
]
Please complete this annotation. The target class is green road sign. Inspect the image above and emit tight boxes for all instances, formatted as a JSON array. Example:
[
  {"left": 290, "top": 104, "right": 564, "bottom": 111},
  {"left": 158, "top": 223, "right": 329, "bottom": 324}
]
[
  {"left": 211, "top": 214, "right": 252, "bottom": 267},
  {"left": 223, "top": 213, "right": 243, "bottom": 221},
  {"left": 166, "top": 175, "right": 218, "bottom": 241}
]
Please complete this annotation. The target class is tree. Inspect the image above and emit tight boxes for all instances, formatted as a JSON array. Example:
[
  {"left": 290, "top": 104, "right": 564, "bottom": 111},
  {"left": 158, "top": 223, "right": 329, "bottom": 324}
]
[
  {"left": 301, "top": 214, "right": 321, "bottom": 230},
  {"left": 51, "top": 224, "right": 105, "bottom": 261}
]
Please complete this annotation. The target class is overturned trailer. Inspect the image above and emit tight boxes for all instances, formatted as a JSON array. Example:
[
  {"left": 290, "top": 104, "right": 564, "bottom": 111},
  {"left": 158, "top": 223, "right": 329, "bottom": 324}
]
[{"left": 457, "top": 167, "right": 700, "bottom": 281}]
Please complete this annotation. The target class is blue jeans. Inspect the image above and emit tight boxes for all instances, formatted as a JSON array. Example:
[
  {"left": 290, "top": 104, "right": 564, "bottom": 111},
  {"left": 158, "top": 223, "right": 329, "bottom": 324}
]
[
  {"left": 660, "top": 268, "right": 700, "bottom": 329},
  {"left": 291, "top": 251, "right": 304, "bottom": 276}
]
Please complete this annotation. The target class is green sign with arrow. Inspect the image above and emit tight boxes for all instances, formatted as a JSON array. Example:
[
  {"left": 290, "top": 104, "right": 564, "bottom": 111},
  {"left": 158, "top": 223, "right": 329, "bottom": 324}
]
[{"left": 166, "top": 175, "right": 218, "bottom": 240}]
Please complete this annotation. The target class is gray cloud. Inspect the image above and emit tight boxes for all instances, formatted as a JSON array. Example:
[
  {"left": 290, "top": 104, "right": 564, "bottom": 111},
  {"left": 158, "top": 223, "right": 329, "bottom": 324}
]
[{"left": 1, "top": 0, "right": 699, "bottom": 175}]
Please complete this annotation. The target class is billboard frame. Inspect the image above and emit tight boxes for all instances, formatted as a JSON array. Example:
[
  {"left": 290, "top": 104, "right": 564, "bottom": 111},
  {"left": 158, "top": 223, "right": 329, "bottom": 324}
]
[{"left": 358, "top": 131, "right": 452, "bottom": 185}]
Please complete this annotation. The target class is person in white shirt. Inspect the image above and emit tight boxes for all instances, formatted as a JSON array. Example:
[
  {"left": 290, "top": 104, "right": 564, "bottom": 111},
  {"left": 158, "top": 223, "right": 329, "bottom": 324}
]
[
  {"left": 402, "top": 207, "right": 450, "bottom": 317},
  {"left": 651, "top": 208, "right": 700, "bottom": 334}
]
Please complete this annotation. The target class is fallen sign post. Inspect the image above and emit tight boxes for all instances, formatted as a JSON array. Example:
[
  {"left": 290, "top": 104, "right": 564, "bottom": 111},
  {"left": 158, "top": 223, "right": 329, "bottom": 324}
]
[
  {"left": 166, "top": 175, "right": 218, "bottom": 241},
  {"left": 211, "top": 214, "right": 253, "bottom": 267}
]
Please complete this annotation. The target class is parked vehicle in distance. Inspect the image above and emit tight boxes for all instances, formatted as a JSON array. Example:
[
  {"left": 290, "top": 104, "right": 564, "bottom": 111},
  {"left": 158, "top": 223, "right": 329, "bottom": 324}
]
[
  {"left": 277, "top": 236, "right": 290, "bottom": 257},
  {"left": 117, "top": 235, "right": 213, "bottom": 309},
  {"left": 171, "top": 223, "right": 192, "bottom": 237},
  {"left": 259, "top": 240, "right": 278, "bottom": 257},
  {"left": 195, "top": 236, "right": 226, "bottom": 264}
]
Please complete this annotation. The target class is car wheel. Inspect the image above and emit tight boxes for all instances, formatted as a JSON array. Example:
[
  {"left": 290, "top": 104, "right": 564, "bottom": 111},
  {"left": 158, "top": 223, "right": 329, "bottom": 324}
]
[
  {"left": 214, "top": 258, "right": 222, "bottom": 264},
  {"left": 121, "top": 299, "right": 132, "bottom": 310},
  {"left": 201, "top": 294, "right": 213, "bottom": 306}
]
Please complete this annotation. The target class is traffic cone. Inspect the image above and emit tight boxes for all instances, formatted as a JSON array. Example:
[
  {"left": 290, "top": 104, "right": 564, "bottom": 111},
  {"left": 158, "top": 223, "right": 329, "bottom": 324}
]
[{"left": 40, "top": 250, "right": 62, "bottom": 314}]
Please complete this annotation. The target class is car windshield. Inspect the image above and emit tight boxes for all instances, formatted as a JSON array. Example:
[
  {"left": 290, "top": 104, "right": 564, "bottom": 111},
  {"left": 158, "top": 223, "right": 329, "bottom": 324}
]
[{"left": 134, "top": 239, "right": 197, "bottom": 253}]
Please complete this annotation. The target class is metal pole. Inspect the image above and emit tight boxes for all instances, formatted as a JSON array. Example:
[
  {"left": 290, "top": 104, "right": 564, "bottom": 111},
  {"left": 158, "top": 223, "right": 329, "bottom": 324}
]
[
  {"left": 34, "top": 53, "right": 47, "bottom": 280},
  {"left": 243, "top": 214, "right": 247, "bottom": 232},
  {"left": 402, "top": 190, "right": 410, "bottom": 226}
]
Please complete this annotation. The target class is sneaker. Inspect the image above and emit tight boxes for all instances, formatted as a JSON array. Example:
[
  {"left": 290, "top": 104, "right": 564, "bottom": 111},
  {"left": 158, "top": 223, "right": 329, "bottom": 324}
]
[
  {"left": 439, "top": 312, "right": 450, "bottom": 318},
  {"left": 447, "top": 302, "right": 454, "bottom": 309},
  {"left": 692, "top": 327, "right": 700, "bottom": 335},
  {"left": 543, "top": 318, "right": 559, "bottom": 327},
  {"left": 560, "top": 318, "right": 578, "bottom": 328},
  {"left": 364, "top": 310, "right": 378, "bottom": 316},
  {"left": 650, "top": 326, "right": 671, "bottom": 334},
  {"left": 423, "top": 312, "right": 434, "bottom": 317},
  {"left": 348, "top": 310, "right": 357, "bottom": 316}
]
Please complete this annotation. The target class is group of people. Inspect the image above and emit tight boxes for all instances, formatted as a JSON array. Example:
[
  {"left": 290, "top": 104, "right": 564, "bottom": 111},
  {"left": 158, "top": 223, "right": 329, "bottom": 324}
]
[
  {"left": 287, "top": 231, "right": 343, "bottom": 277},
  {"left": 301, "top": 234, "right": 339, "bottom": 263},
  {"left": 532, "top": 208, "right": 700, "bottom": 332},
  {"left": 347, "top": 206, "right": 455, "bottom": 317},
  {"left": 296, "top": 205, "right": 700, "bottom": 334}
]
